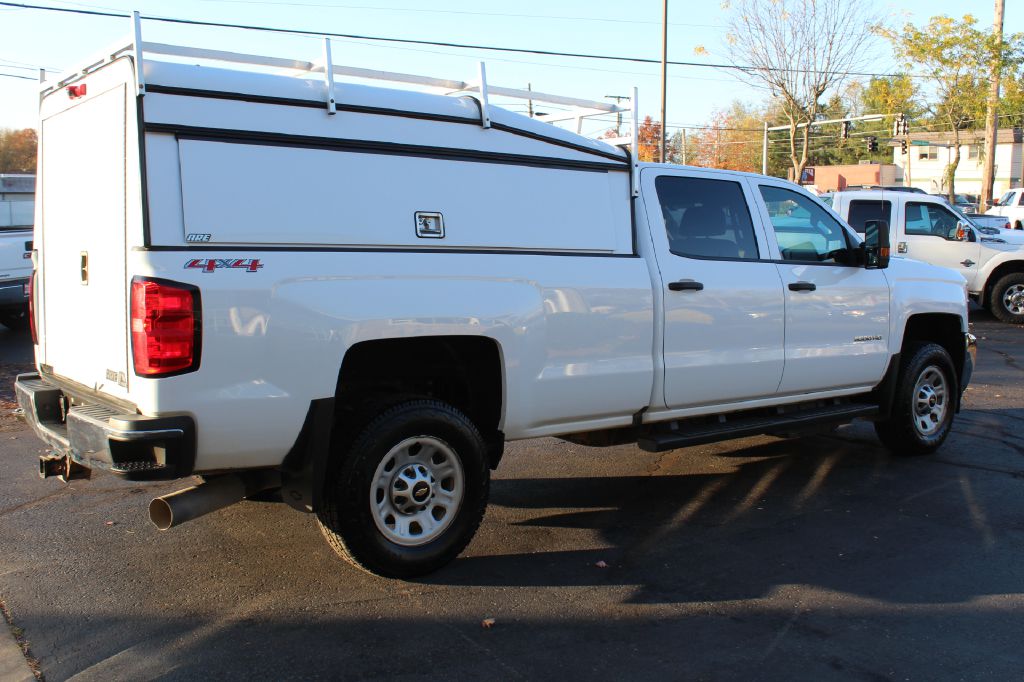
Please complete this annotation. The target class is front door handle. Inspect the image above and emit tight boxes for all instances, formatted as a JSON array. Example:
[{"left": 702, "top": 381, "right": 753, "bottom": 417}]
[
  {"left": 788, "top": 281, "right": 816, "bottom": 292},
  {"left": 961, "top": 259, "right": 975, "bottom": 267},
  {"left": 668, "top": 280, "right": 704, "bottom": 292}
]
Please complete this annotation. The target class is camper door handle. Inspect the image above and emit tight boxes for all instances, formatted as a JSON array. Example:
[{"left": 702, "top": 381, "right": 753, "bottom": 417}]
[{"left": 788, "top": 281, "right": 816, "bottom": 292}]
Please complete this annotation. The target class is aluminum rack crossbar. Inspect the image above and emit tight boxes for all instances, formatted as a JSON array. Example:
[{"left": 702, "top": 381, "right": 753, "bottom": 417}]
[{"left": 39, "top": 14, "right": 639, "bottom": 156}]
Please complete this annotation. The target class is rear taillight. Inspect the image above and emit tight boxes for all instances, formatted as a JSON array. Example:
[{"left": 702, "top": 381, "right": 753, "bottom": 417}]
[
  {"left": 27, "top": 270, "right": 37, "bottom": 345},
  {"left": 130, "top": 277, "right": 201, "bottom": 377}
]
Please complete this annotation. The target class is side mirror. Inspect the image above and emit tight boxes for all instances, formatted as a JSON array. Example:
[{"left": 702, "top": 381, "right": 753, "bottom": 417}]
[{"left": 863, "top": 219, "right": 890, "bottom": 269}]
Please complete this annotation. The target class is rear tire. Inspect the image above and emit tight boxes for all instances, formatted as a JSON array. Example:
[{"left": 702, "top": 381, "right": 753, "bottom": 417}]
[
  {"left": 874, "top": 343, "right": 956, "bottom": 456},
  {"left": 989, "top": 272, "right": 1024, "bottom": 324},
  {"left": 316, "top": 399, "right": 489, "bottom": 578}
]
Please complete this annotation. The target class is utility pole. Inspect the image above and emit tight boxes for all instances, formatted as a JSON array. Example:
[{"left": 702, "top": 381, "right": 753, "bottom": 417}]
[
  {"left": 527, "top": 82, "right": 533, "bottom": 118},
  {"left": 980, "top": 0, "right": 1005, "bottom": 211},
  {"left": 605, "top": 94, "right": 630, "bottom": 136},
  {"left": 659, "top": 0, "right": 668, "bottom": 163},
  {"left": 762, "top": 121, "right": 769, "bottom": 175},
  {"left": 682, "top": 127, "right": 687, "bottom": 165}
]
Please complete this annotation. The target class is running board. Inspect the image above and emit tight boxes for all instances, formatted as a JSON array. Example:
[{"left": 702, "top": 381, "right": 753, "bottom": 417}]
[{"left": 637, "top": 403, "right": 878, "bottom": 453}]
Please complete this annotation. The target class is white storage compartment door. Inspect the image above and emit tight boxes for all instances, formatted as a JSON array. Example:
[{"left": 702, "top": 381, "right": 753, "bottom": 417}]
[
  {"left": 39, "top": 82, "right": 130, "bottom": 396},
  {"left": 177, "top": 139, "right": 621, "bottom": 252}
]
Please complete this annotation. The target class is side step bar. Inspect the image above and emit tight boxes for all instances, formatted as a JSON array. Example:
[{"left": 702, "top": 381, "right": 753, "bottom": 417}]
[{"left": 637, "top": 403, "right": 878, "bottom": 453}]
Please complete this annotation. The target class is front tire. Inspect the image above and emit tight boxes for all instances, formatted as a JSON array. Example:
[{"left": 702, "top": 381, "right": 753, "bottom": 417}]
[
  {"left": 874, "top": 343, "right": 956, "bottom": 456},
  {"left": 316, "top": 399, "right": 490, "bottom": 578},
  {"left": 989, "top": 272, "right": 1024, "bottom": 324}
]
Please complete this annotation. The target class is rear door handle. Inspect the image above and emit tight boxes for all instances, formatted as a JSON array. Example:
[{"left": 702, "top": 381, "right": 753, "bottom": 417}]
[
  {"left": 788, "top": 281, "right": 816, "bottom": 292},
  {"left": 668, "top": 280, "right": 704, "bottom": 292}
]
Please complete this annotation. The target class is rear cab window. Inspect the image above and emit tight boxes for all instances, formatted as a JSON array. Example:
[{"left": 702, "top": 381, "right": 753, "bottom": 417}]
[
  {"left": 654, "top": 176, "right": 761, "bottom": 260},
  {"left": 846, "top": 200, "right": 893, "bottom": 235}
]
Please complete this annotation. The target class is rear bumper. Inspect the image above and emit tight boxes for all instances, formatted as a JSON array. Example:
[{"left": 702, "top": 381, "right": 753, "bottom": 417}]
[
  {"left": 0, "top": 277, "right": 29, "bottom": 308},
  {"left": 15, "top": 373, "right": 195, "bottom": 480}
]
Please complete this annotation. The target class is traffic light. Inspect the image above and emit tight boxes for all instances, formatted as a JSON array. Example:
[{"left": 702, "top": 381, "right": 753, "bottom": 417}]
[
  {"left": 900, "top": 139, "right": 908, "bottom": 154},
  {"left": 840, "top": 120, "right": 850, "bottom": 140},
  {"left": 893, "top": 112, "right": 909, "bottom": 136},
  {"left": 866, "top": 136, "right": 878, "bottom": 153}
]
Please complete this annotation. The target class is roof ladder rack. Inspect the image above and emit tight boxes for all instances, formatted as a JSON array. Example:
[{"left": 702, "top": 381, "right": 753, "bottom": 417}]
[{"left": 50, "top": 10, "right": 638, "bottom": 149}]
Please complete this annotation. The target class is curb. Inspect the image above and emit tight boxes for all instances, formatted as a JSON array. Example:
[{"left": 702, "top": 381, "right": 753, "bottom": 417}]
[{"left": 0, "top": 622, "right": 36, "bottom": 682}]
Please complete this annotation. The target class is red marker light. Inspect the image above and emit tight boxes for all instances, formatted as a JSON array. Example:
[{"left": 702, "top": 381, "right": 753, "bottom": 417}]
[{"left": 66, "top": 84, "right": 87, "bottom": 99}]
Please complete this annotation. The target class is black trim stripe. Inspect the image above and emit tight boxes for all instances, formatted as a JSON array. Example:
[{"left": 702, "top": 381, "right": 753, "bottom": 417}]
[
  {"left": 140, "top": 245, "right": 641, "bottom": 258},
  {"left": 145, "top": 122, "right": 627, "bottom": 173},
  {"left": 136, "top": 92, "right": 152, "bottom": 248},
  {"left": 143, "top": 84, "right": 629, "bottom": 163}
]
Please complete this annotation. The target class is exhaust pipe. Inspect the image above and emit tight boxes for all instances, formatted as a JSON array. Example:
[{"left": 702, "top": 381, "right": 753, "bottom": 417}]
[{"left": 149, "top": 471, "right": 279, "bottom": 530}]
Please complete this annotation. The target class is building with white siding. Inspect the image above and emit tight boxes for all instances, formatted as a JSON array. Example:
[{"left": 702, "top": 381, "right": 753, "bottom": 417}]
[{"left": 891, "top": 128, "right": 1023, "bottom": 197}]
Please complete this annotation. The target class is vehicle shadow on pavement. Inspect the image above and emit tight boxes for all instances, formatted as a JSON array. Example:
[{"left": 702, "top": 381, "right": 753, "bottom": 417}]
[{"left": 425, "top": 428, "right": 1024, "bottom": 607}]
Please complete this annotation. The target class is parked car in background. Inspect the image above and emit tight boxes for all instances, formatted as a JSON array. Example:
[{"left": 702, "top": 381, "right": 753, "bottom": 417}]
[
  {"left": 930, "top": 193, "right": 979, "bottom": 214},
  {"left": 987, "top": 188, "right": 1024, "bottom": 230}
]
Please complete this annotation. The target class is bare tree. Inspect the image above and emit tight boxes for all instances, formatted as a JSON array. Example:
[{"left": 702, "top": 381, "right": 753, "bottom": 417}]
[{"left": 725, "top": 0, "right": 876, "bottom": 180}]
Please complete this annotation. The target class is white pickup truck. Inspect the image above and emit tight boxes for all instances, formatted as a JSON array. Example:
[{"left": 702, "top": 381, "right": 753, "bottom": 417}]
[
  {"left": 17, "top": 37, "right": 975, "bottom": 577},
  {"left": 987, "top": 187, "right": 1024, "bottom": 230},
  {"left": 831, "top": 189, "right": 1024, "bottom": 324},
  {"left": 0, "top": 229, "right": 32, "bottom": 331}
]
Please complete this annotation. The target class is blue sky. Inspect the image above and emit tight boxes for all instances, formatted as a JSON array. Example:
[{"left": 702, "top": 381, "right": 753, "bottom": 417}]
[{"left": 0, "top": 0, "right": 1019, "bottom": 136}]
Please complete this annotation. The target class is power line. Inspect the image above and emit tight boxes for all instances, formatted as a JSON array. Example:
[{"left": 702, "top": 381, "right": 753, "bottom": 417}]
[
  {"left": 0, "top": 72, "right": 36, "bottom": 80},
  {"left": 197, "top": 0, "right": 725, "bottom": 28},
  {"left": 0, "top": 2, "right": 923, "bottom": 79}
]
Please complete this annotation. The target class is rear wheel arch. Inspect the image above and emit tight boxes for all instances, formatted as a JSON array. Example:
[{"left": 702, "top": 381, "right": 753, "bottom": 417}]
[{"left": 332, "top": 335, "right": 505, "bottom": 464}]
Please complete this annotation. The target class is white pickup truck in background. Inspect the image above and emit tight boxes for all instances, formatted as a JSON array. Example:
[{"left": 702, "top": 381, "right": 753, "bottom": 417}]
[
  {"left": 832, "top": 189, "right": 1024, "bottom": 324},
  {"left": 986, "top": 187, "right": 1024, "bottom": 230},
  {"left": 16, "top": 36, "right": 975, "bottom": 577},
  {"left": 0, "top": 174, "right": 34, "bottom": 330}
]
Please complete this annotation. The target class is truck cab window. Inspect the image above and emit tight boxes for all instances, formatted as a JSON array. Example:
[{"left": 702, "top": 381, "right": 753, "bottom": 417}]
[
  {"left": 758, "top": 185, "right": 850, "bottom": 263},
  {"left": 846, "top": 200, "right": 892, "bottom": 235},
  {"left": 905, "top": 202, "right": 961, "bottom": 239},
  {"left": 654, "top": 176, "right": 760, "bottom": 260}
]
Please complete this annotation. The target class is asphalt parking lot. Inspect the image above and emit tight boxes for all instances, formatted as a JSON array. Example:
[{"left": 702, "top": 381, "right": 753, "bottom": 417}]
[{"left": 1, "top": 311, "right": 1022, "bottom": 681}]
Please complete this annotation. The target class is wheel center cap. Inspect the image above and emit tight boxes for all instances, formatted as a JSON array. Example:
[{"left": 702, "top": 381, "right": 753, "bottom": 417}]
[{"left": 412, "top": 481, "right": 431, "bottom": 502}]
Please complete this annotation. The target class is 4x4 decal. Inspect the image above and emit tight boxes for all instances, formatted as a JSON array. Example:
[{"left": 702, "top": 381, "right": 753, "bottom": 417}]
[{"left": 185, "top": 258, "right": 264, "bottom": 273}]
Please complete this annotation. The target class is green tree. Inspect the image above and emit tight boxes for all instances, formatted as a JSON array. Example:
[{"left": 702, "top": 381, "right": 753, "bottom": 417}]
[{"left": 877, "top": 15, "right": 1023, "bottom": 199}]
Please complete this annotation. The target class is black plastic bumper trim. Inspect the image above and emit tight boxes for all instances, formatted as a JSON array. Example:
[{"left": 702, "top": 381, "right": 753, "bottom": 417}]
[{"left": 15, "top": 373, "right": 196, "bottom": 481}]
